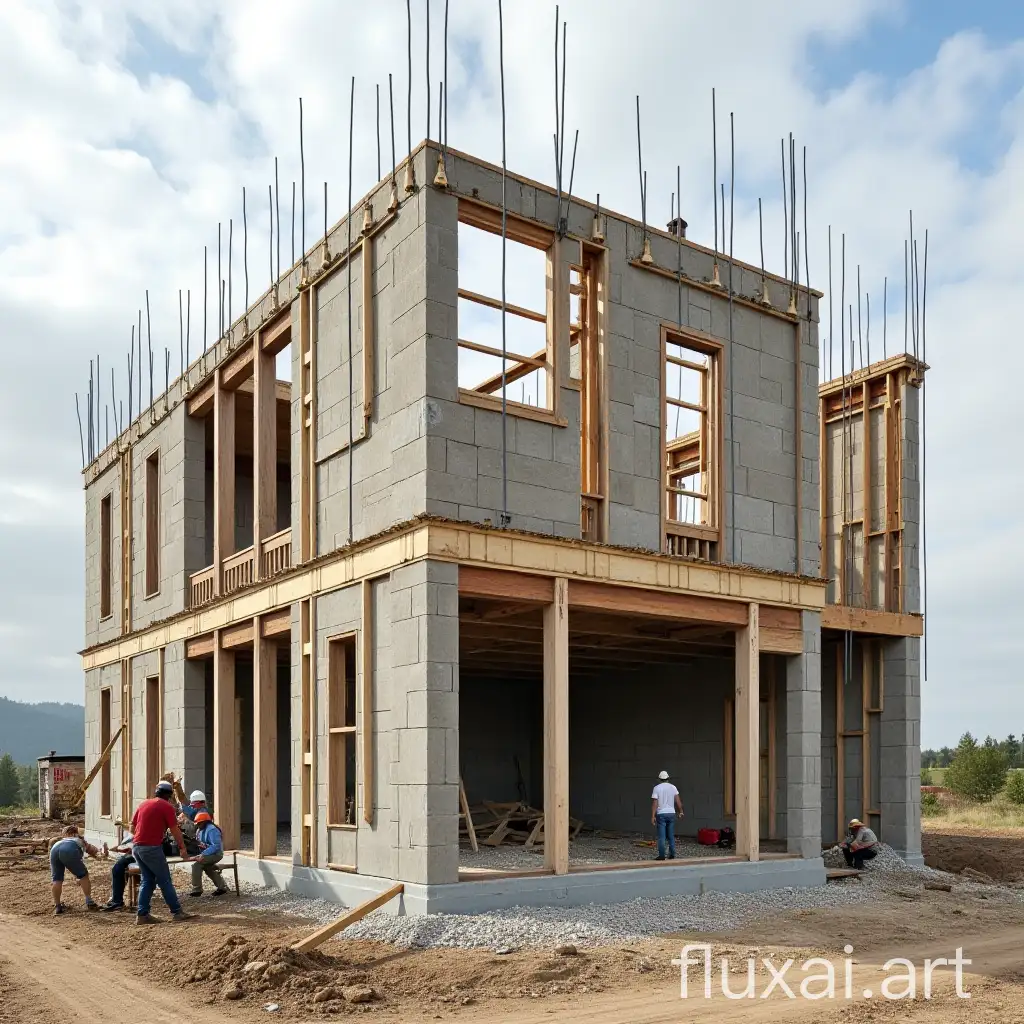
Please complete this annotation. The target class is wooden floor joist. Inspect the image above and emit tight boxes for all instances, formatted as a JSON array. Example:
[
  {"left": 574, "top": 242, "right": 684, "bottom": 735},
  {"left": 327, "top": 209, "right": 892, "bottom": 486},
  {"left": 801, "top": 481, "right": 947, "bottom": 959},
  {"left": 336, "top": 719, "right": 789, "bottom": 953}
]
[{"left": 291, "top": 883, "right": 404, "bottom": 952}]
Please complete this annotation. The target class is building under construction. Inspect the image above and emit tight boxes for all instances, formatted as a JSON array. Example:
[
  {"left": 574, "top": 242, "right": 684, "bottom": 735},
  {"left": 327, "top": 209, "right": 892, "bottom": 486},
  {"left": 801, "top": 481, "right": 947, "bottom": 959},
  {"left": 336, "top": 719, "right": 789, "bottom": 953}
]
[{"left": 80, "top": 140, "right": 925, "bottom": 913}]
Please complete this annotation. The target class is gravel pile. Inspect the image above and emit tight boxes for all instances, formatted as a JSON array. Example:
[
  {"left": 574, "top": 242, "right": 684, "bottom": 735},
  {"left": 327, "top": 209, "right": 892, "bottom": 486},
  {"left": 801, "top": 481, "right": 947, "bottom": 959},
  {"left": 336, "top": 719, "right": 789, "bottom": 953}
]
[{"left": 240, "top": 844, "right": 1022, "bottom": 952}]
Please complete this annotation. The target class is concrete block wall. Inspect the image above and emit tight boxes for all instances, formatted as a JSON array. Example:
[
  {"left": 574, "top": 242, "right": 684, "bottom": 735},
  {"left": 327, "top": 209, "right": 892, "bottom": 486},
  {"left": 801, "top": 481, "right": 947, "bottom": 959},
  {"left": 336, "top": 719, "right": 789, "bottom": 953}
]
[
  {"left": 83, "top": 663, "right": 122, "bottom": 844},
  {"left": 880, "top": 637, "right": 921, "bottom": 862},
  {"left": 84, "top": 459, "right": 122, "bottom": 648},
  {"left": 309, "top": 559, "right": 459, "bottom": 885},
  {"left": 162, "top": 642, "right": 206, "bottom": 797},
  {"left": 900, "top": 382, "right": 921, "bottom": 612},
  {"left": 785, "top": 612, "right": 822, "bottom": 858}
]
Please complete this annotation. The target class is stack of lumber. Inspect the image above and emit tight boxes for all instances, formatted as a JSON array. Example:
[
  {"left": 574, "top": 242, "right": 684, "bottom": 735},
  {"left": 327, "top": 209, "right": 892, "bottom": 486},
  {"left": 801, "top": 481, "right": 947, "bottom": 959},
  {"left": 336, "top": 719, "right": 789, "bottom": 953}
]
[{"left": 461, "top": 800, "right": 583, "bottom": 849}]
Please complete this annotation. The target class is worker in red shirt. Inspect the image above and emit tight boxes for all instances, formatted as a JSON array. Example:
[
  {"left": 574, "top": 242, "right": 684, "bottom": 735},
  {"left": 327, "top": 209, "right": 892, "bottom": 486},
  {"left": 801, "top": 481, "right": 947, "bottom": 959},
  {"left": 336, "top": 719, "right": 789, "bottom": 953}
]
[{"left": 130, "top": 779, "right": 194, "bottom": 924}]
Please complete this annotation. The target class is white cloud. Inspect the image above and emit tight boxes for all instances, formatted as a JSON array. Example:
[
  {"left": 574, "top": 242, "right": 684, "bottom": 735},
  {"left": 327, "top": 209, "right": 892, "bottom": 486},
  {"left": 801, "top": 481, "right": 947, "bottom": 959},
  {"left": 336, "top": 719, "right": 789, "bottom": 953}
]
[{"left": 0, "top": 1, "right": 1021, "bottom": 746}]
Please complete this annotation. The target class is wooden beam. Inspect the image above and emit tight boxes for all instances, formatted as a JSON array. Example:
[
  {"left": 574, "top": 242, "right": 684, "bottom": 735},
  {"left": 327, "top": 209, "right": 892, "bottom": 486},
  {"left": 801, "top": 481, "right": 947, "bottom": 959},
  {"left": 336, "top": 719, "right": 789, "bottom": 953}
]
[
  {"left": 253, "top": 337, "right": 277, "bottom": 580},
  {"left": 568, "top": 579, "right": 747, "bottom": 627},
  {"left": 261, "top": 310, "right": 292, "bottom": 356},
  {"left": 187, "top": 379, "right": 215, "bottom": 418},
  {"left": 213, "top": 369, "right": 235, "bottom": 596},
  {"left": 459, "top": 566, "right": 554, "bottom": 604},
  {"left": 222, "top": 619, "right": 255, "bottom": 650},
  {"left": 261, "top": 606, "right": 291, "bottom": 638},
  {"left": 821, "top": 605, "right": 923, "bottom": 637},
  {"left": 213, "top": 633, "right": 239, "bottom": 850},
  {"left": 185, "top": 634, "right": 215, "bottom": 659},
  {"left": 221, "top": 343, "right": 255, "bottom": 391},
  {"left": 361, "top": 580, "right": 374, "bottom": 826},
  {"left": 759, "top": 626, "right": 803, "bottom": 655},
  {"left": 291, "top": 883, "right": 404, "bottom": 952},
  {"left": 361, "top": 236, "right": 374, "bottom": 423},
  {"left": 70, "top": 724, "right": 124, "bottom": 809},
  {"left": 458, "top": 197, "right": 554, "bottom": 250},
  {"left": 253, "top": 619, "right": 277, "bottom": 859},
  {"left": 543, "top": 577, "right": 570, "bottom": 875},
  {"left": 734, "top": 603, "right": 759, "bottom": 862}
]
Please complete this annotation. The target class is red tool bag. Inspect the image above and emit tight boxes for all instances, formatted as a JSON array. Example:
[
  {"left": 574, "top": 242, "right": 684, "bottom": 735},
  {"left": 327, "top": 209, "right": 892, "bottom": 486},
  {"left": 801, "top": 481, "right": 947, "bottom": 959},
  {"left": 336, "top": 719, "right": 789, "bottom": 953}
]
[{"left": 697, "top": 828, "right": 720, "bottom": 845}]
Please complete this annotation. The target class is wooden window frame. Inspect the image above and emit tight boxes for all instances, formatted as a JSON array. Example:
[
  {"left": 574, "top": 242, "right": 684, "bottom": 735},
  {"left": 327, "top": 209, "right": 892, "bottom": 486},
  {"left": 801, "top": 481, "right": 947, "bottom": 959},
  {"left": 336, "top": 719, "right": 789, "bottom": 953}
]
[
  {"left": 661, "top": 326, "right": 723, "bottom": 556},
  {"left": 326, "top": 633, "right": 358, "bottom": 830},
  {"left": 145, "top": 674, "right": 162, "bottom": 797},
  {"left": 456, "top": 199, "right": 558, "bottom": 420},
  {"left": 100, "top": 687, "right": 112, "bottom": 817},
  {"left": 99, "top": 493, "right": 113, "bottom": 620},
  {"left": 144, "top": 450, "right": 160, "bottom": 598}
]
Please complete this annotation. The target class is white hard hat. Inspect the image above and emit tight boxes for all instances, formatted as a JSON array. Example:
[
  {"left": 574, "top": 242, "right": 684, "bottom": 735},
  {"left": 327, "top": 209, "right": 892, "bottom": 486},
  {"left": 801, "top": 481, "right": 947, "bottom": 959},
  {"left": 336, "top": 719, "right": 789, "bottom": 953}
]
[
  {"left": 189, "top": 790, "right": 207, "bottom": 803},
  {"left": 658, "top": 770, "right": 670, "bottom": 780}
]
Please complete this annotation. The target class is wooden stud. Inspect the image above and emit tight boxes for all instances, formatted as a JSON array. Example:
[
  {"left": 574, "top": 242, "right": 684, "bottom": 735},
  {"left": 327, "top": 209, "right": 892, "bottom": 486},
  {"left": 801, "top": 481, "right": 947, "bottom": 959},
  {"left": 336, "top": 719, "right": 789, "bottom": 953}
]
[
  {"left": 361, "top": 579, "right": 374, "bottom": 826},
  {"left": 213, "top": 631, "right": 239, "bottom": 851},
  {"left": 734, "top": 603, "right": 759, "bottom": 862},
  {"left": 120, "top": 451, "right": 132, "bottom": 633},
  {"left": 253, "top": 618, "right": 278, "bottom": 858},
  {"left": 299, "top": 598, "right": 315, "bottom": 866},
  {"left": 121, "top": 658, "right": 132, "bottom": 817},
  {"left": 145, "top": 670, "right": 160, "bottom": 796},
  {"left": 459, "top": 778, "right": 479, "bottom": 853},
  {"left": 819, "top": 394, "right": 828, "bottom": 595},
  {"left": 253, "top": 334, "right": 277, "bottom": 580},
  {"left": 361, "top": 236, "right": 375, "bottom": 423},
  {"left": 794, "top": 321, "right": 803, "bottom": 575},
  {"left": 543, "top": 577, "right": 570, "bottom": 875},
  {"left": 291, "top": 882, "right": 404, "bottom": 952},
  {"left": 862, "top": 382, "right": 871, "bottom": 608},
  {"left": 213, "top": 368, "right": 235, "bottom": 596}
]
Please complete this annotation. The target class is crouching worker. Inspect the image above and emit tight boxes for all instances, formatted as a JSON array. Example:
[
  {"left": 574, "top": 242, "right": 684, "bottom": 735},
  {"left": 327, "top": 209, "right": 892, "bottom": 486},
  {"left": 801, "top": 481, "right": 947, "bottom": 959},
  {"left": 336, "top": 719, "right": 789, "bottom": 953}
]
[
  {"left": 49, "top": 825, "right": 104, "bottom": 915},
  {"left": 842, "top": 818, "right": 879, "bottom": 870},
  {"left": 99, "top": 831, "right": 135, "bottom": 911},
  {"left": 131, "top": 779, "right": 194, "bottom": 924},
  {"left": 189, "top": 811, "right": 229, "bottom": 898}
]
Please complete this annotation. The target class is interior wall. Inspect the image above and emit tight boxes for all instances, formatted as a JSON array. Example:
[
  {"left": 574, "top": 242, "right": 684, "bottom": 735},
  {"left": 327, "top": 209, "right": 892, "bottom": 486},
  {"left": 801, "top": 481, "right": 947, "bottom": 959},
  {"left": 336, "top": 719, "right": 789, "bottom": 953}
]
[
  {"left": 459, "top": 675, "right": 542, "bottom": 808},
  {"left": 569, "top": 658, "right": 732, "bottom": 835}
]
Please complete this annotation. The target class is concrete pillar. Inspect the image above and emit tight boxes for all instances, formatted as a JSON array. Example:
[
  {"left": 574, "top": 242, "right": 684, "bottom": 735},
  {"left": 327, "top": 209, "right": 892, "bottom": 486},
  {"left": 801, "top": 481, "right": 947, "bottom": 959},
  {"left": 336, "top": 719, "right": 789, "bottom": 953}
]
[
  {"left": 880, "top": 636, "right": 922, "bottom": 865},
  {"left": 390, "top": 559, "right": 459, "bottom": 885},
  {"left": 785, "top": 611, "right": 822, "bottom": 859}
]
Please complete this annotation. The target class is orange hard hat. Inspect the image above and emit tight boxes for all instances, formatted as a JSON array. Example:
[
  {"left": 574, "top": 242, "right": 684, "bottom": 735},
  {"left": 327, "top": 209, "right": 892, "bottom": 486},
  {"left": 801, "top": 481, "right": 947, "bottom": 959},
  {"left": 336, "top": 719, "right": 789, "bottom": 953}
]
[{"left": 194, "top": 811, "right": 213, "bottom": 825}]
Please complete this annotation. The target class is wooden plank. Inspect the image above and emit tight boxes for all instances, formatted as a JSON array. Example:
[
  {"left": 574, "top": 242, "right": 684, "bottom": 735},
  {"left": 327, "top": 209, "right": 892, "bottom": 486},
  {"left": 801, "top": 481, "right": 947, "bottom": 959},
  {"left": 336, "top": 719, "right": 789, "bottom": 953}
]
[
  {"left": 759, "top": 626, "right": 803, "bottom": 655},
  {"left": 568, "top": 579, "right": 747, "bottom": 627},
  {"left": 214, "top": 633, "right": 239, "bottom": 851},
  {"left": 459, "top": 566, "right": 554, "bottom": 604},
  {"left": 221, "top": 620, "right": 255, "bottom": 649},
  {"left": 213, "top": 369, "right": 235, "bottom": 596},
  {"left": 70, "top": 723, "right": 124, "bottom": 809},
  {"left": 187, "top": 379, "right": 215, "bottom": 417},
  {"left": 261, "top": 606, "right": 291, "bottom": 638},
  {"left": 734, "top": 603, "right": 759, "bottom": 862},
  {"left": 821, "top": 605, "right": 923, "bottom": 637},
  {"left": 253, "top": 339, "right": 277, "bottom": 580},
  {"left": 459, "top": 778, "right": 478, "bottom": 853},
  {"left": 543, "top": 577, "right": 570, "bottom": 875},
  {"left": 361, "top": 236, "right": 374, "bottom": 422},
  {"left": 759, "top": 606, "right": 801, "bottom": 630},
  {"left": 186, "top": 634, "right": 215, "bottom": 659},
  {"left": 291, "top": 883, "right": 404, "bottom": 952},
  {"left": 221, "top": 343, "right": 255, "bottom": 390},
  {"left": 253, "top": 622, "right": 277, "bottom": 858},
  {"left": 261, "top": 309, "right": 292, "bottom": 356},
  {"left": 458, "top": 197, "right": 554, "bottom": 250},
  {"left": 361, "top": 579, "right": 374, "bottom": 826}
]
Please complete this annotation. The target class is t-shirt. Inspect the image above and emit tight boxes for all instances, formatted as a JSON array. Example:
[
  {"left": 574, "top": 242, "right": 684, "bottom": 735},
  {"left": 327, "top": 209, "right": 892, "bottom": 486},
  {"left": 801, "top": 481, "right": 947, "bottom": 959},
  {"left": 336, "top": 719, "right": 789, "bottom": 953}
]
[
  {"left": 51, "top": 836, "right": 85, "bottom": 857},
  {"left": 851, "top": 826, "right": 878, "bottom": 848},
  {"left": 131, "top": 797, "right": 179, "bottom": 847},
  {"left": 651, "top": 781, "right": 679, "bottom": 815}
]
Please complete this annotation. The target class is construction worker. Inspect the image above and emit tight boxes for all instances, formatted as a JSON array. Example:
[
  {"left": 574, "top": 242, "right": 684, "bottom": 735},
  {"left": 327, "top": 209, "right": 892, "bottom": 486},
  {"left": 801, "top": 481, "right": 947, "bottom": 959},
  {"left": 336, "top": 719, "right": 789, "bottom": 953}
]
[
  {"left": 130, "top": 779, "right": 194, "bottom": 924},
  {"left": 174, "top": 790, "right": 208, "bottom": 857},
  {"left": 49, "top": 825, "right": 104, "bottom": 914},
  {"left": 189, "top": 811, "right": 229, "bottom": 898},
  {"left": 842, "top": 818, "right": 879, "bottom": 870},
  {"left": 650, "top": 770, "right": 683, "bottom": 861},
  {"left": 99, "top": 831, "right": 135, "bottom": 912}
]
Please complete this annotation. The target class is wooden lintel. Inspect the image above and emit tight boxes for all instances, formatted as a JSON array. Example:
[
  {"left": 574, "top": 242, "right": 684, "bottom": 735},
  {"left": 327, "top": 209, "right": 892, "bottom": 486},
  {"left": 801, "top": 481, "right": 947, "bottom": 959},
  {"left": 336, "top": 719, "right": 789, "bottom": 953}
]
[
  {"left": 187, "top": 379, "right": 215, "bottom": 418},
  {"left": 261, "top": 606, "right": 292, "bottom": 638},
  {"left": 221, "top": 619, "right": 255, "bottom": 649},
  {"left": 459, "top": 566, "right": 554, "bottom": 604},
  {"left": 261, "top": 312, "right": 292, "bottom": 356},
  {"left": 221, "top": 343, "right": 255, "bottom": 391},
  {"left": 821, "top": 605, "right": 923, "bottom": 637},
  {"left": 567, "top": 579, "right": 747, "bottom": 627},
  {"left": 186, "top": 634, "right": 215, "bottom": 659},
  {"left": 759, "top": 626, "right": 803, "bottom": 655}
]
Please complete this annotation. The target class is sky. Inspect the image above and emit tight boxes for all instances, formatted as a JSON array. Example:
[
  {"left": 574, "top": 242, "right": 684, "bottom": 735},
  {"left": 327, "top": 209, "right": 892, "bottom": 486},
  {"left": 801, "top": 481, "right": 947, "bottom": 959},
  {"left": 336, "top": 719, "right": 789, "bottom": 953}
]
[{"left": 0, "top": 0, "right": 1021, "bottom": 747}]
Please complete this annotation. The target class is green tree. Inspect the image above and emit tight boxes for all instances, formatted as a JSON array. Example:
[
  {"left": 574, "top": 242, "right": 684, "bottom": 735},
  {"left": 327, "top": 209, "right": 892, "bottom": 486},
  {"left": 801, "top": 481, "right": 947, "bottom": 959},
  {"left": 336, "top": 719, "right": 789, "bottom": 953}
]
[
  {"left": 1005, "top": 771, "right": 1024, "bottom": 805},
  {"left": 945, "top": 733, "right": 1008, "bottom": 803},
  {"left": 0, "top": 754, "right": 21, "bottom": 806},
  {"left": 18, "top": 763, "right": 38, "bottom": 809}
]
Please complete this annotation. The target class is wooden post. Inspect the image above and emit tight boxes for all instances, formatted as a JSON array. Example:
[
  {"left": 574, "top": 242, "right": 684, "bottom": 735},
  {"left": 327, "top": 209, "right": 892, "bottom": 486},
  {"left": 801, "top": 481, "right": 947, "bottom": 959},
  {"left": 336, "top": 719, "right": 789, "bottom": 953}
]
[
  {"left": 298, "top": 286, "right": 317, "bottom": 563},
  {"left": 361, "top": 580, "right": 374, "bottom": 825},
  {"left": 213, "top": 631, "right": 239, "bottom": 850},
  {"left": 213, "top": 369, "right": 235, "bottom": 595},
  {"left": 543, "top": 576, "right": 570, "bottom": 875},
  {"left": 734, "top": 603, "right": 759, "bottom": 862},
  {"left": 253, "top": 335, "right": 277, "bottom": 580},
  {"left": 253, "top": 619, "right": 278, "bottom": 858},
  {"left": 300, "top": 598, "right": 315, "bottom": 865},
  {"left": 361, "top": 236, "right": 375, "bottom": 424}
]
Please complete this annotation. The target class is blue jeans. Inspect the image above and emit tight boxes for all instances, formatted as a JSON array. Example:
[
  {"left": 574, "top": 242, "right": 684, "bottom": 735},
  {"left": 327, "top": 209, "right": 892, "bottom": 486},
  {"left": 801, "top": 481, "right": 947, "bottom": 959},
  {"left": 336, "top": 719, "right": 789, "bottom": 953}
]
[
  {"left": 655, "top": 813, "right": 676, "bottom": 859},
  {"left": 133, "top": 844, "right": 182, "bottom": 916},
  {"left": 108, "top": 853, "right": 134, "bottom": 904}
]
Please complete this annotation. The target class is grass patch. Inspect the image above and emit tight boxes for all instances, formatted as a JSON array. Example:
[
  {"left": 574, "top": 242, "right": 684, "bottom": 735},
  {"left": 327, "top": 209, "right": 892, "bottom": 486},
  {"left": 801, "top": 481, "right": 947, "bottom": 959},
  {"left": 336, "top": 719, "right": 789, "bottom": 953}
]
[{"left": 920, "top": 793, "right": 1024, "bottom": 830}]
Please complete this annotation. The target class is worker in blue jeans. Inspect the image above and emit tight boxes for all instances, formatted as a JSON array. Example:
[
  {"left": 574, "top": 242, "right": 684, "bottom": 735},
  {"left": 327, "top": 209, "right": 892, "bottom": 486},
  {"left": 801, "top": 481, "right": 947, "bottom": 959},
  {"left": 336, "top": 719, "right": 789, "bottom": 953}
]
[
  {"left": 650, "top": 770, "right": 683, "bottom": 861},
  {"left": 130, "top": 780, "right": 194, "bottom": 924}
]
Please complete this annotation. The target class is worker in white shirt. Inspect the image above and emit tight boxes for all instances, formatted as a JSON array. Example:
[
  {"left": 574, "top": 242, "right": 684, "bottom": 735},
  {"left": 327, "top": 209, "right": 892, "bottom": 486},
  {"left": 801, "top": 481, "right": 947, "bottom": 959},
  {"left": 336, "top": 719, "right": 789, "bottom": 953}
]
[{"left": 650, "top": 770, "right": 683, "bottom": 861}]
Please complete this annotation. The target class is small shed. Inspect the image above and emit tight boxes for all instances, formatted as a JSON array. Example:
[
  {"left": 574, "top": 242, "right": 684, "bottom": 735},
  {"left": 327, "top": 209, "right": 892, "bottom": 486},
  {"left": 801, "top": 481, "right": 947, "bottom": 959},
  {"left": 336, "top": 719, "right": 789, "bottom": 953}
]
[{"left": 37, "top": 752, "right": 85, "bottom": 819}]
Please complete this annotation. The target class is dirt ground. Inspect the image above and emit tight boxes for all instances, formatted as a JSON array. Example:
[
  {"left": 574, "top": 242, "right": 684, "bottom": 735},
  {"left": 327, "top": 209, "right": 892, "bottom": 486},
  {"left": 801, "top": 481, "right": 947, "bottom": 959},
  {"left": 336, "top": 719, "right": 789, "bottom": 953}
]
[
  {"left": 922, "top": 822, "right": 1024, "bottom": 882},
  {"left": 5, "top": 815, "right": 1024, "bottom": 1023}
]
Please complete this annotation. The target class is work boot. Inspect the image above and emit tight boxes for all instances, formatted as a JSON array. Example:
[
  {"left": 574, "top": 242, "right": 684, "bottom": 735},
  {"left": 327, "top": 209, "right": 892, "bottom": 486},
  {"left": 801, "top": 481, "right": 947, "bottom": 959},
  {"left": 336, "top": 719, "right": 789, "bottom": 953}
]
[
  {"left": 172, "top": 910, "right": 195, "bottom": 922},
  {"left": 53, "top": 903, "right": 65, "bottom": 916},
  {"left": 188, "top": 890, "right": 203, "bottom": 898},
  {"left": 100, "top": 901, "right": 124, "bottom": 912},
  {"left": 211, "top": 888, "right": 229, "bottom": 897},
  {"left": 86, "top": 900, "right": 100, "bottom": 911},
  {"left": 135, "top": 913, "right": 159, "bottom": 925}
]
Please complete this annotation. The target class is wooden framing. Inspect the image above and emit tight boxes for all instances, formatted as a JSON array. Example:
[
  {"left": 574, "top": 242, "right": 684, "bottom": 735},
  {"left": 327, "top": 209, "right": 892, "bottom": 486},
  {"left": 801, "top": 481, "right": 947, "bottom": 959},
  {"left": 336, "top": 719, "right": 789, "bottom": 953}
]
[
  {"left": 723, "top": 696, "right": 734, "bottom": 816},
  {"left": 299, "top": 597, "right": 316, "bottom": 866},
  {"left": 253, "top": 332, "right": 277, "bottom": 581},
  {"left": 361, "top": 580, "right": 374, "bottom": 826},
  {"left": 765, "top": 658, "right": 778, "bottom": 840},
  {"left": 298, "top": 284, "right": 317, "bottom": 562},
  {"left": 213, "top": 367, "right": 235, "bottom": 597},
  {"left": 144, "top": 450, "right": 160, "bottom": 597},
  {"left": 459, "top": 566, "right": 554, "bottom": 604},
  {"left": 120, "top": 450, "right": 132, "bottom": 633},
  {"left": 821, "top": 605, "right": 923, "bottom": 637},
  {"left": 542, "top": 577, "right": 570, "bottom": 875},
  {"left": 361, "top": 235, "right": 375, "bottom": 423},
  {"left": 213, "top": 631, "right": 239, "bottom": 850},
  {"left": 734, "top": 603, "right": 759, "bottom": 862},
  {"left": 660, "top": 326, "right": 723, "bottom": 559},
  {"left": 568, "top": 580, "right": 747, "bottom": 627},
  {"left": 327, "top": 633, "right": 358, "bottom": 828},
  {"left": 291, "top": 883, "right": 404, "bottom": 952},
  {"left": 253, "top": 618, "right": 278, "bottom": 858},
  {"left": 120, "top": 658, "right": 132, "bottom": 819}
]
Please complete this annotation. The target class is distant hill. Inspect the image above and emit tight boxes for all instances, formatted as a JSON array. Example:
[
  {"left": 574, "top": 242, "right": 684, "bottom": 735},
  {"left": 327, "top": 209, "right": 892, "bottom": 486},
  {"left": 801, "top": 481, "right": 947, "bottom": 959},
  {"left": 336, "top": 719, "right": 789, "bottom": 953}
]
[{"left": 0, "top": 698, "right": 84, "bottom": 764}]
